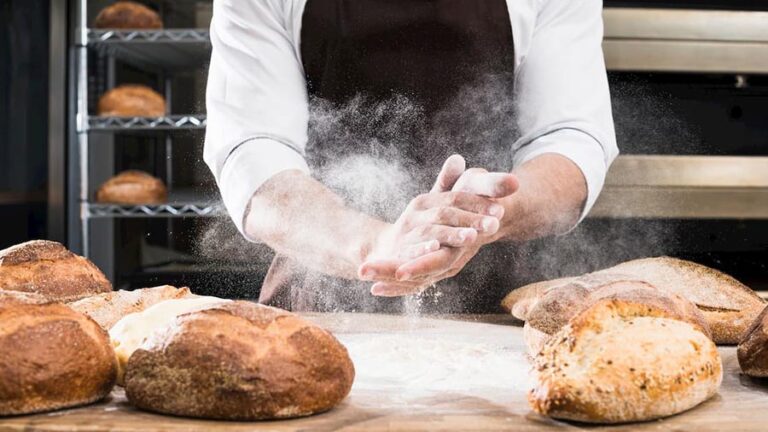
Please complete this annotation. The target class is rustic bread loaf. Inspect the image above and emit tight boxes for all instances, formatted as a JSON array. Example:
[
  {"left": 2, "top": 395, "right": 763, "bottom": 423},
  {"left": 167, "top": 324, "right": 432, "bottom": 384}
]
[
  {"left": 0, "top": 240, "right": 111, "bottom": 302},
  {"left": 97, "top": 85, "right": 166, "bottom": 117},
  {"left": 737, "top": 305, "right": 768, "bottom": 377},
  {"left": 529, "top": 298, "right": 722, "bottom": 424},
  {"left": 94, "top": 1, "right": 162, "bottom": 29},
  {"left": 0, "top": 289, "right": 48, "bottom": 305},
  {"left": 68, "top": 285, "right": 195, "bottom": 330},
  {"left": 123, "top": 300, "right": 355, "bottom": 420},
  {"left": 502, "top": 257, "right": 764, "bottom": 344},
  {"left": 0, "top": 302, "right": 117, "bottom": 416},
  {"left": 95, "top": 170, "right": 168, "bottom": 205},
  {"left": 523, "top": 280, "right": 711, "bottom": 356}
]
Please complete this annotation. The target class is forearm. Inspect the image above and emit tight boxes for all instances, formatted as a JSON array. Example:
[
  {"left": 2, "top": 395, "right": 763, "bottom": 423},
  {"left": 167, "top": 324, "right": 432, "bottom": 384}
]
[
  {"left": 245, "top": 170, "right": 387, "bottom": 279},
  {"left": 495, "top": 153, "right": 587, "bottom": 242}
]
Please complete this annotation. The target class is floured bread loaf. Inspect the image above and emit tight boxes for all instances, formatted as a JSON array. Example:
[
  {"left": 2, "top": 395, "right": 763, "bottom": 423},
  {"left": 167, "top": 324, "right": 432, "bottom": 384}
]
[
  {"left": 0, "top": 240, "right": 111, "bottom": 302},
  {"left": 97, "top": 85, "right": 166, "bottom": 117},
  {"left": 109, "top": 296, "right": 230, "bottom": 385},
  {"left": 529, "top": 299, "right": 722, "bottom": 424},
  {"left": 0, "top": 302, "right": 117, "bottom": 415},
  {"left": 503, "top": 257, "right": 764, "bottom": 344},
  {"left": 0, "top": 289, "right": 48, "bottom": 305},
  {"left": 737, "top": 306, "right": 768, "bottom": 377},
  {"left": 69, "top": 285, "right": 195, "bottom": 330},
  {"left": 123, "top": 300, "right": 355, "bottom": 420},
  {"left": 94, "top": 1, "right": 162, "bottom": 29},
  {"left": 96, "top": 170, "right": 167, "bottom": 205}
]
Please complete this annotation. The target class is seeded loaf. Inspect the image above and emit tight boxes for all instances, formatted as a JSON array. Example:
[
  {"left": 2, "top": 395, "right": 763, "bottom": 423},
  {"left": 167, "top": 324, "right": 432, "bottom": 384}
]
[
  {"left": 529, "top": 298, "right": 722, "bottom": 423},
  {"left": 0, "top": 240, "right": 111, "bottom": 302}
]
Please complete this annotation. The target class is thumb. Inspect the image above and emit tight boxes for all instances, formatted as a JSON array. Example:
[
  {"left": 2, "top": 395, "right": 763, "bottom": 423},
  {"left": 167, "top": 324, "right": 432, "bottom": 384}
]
[{"left": 430, "top": 154, "right": 466, "bottom": 193}]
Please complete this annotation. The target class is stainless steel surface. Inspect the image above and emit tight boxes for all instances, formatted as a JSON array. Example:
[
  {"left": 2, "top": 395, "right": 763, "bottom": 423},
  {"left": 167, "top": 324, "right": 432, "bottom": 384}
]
[
  {"left": 591, "top": 156, "right": 768, "bottom": 219},
  {"left": 88, "top": 29, "right": 211, "bottom": 71},
  {"left": 603, "top": 8, "right": 768, "bottom": 73}
]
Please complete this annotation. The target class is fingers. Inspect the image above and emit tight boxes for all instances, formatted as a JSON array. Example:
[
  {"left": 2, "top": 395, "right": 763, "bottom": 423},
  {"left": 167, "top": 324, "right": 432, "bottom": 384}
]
[
  {"left": 395, "top": 248, "right": 460, "bottom": 282},
  {"left": 431, "top": 154, "right": 466, "bottom": 193},
  {"left": 409, "top": 207, "right": 499, "bottom": 235},
  {"left": 371, "top": 282, "right": 425, "bottom": 297},
  {"left": 411, "top": 191, "right": 505, "bottom": 219},
  {"left": 405, "top": 225, "right": 476, "bottom": 248},
  {"left": 398, "top": 240, "right": 440, "bottom": 260},
  {"left": 452, "top": 169, "right": 519, "bottom": 198},
  {"left": 358, "top": 259, "right": 401, "bottom": 282}
]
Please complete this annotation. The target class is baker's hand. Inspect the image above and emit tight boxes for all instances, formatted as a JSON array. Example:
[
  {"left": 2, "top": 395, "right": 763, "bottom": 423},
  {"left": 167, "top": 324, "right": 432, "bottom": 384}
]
[{"left": 360, "top": 155, "right": 518, "bottom": 296}]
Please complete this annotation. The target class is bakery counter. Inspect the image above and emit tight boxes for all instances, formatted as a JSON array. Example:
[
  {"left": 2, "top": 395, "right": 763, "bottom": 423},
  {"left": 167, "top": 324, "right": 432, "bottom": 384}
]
[{"left": 2, "top": 313, "right": 767, "bottom": 431}]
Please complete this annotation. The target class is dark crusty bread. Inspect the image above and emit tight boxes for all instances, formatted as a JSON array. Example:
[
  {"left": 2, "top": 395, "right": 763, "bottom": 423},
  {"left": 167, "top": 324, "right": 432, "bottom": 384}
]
[
  {"left": 0, "top": 240, "right": 112, "bottom": 302},
  {"left": 68, "top": 285, "right": 195, "bottom": 330},
  {"left": 524, "top": 280, "right": 711, "bottom": 356},
  {"left": 0, "top": 302, "right": 117, "bottom": 416},
  {"left": 529, "top": 298, "right": 722, "bottom": 424},
  {"left": 502, "top": 257, "right": 764, "bottom": 344},
  {"left": 96, "top": 170, "right": 168, "bottom": 205},
  {"left": 94, "top": 1, "right": 162, "bottom": 29},
  {"left": 737, "top": 305, "right": 768, "bottom": 377},
  {"left": 97, "top": 85, "right": 166, "bottom": 117},
  {"left": 124, "top": 301, "right": 355, "bottom": 420}
]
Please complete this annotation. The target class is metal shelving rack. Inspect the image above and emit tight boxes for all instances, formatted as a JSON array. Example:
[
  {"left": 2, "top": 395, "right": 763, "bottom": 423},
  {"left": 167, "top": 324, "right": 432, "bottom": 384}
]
[{"left": 73, "top": 0, "right": 216, "bottom": 259}]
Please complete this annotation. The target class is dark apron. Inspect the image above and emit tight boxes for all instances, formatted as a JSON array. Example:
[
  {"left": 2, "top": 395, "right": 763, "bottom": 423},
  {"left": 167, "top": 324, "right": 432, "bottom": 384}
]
[{"left": 259, "top": 0, "right": 525, "bottom": 313}]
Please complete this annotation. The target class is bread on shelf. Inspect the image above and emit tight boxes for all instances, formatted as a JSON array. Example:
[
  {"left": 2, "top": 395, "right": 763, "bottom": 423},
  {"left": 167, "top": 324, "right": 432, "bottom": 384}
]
[
  {"left": 117, "top": 300, "right": 355, "bottom": 420},
  {"left": 95, "top": 170, "right": 168, "bottom": 205},
  {"left": 94, "top": 1, "right": 162, "bottom": 29},
  {"left": 97, "top": 85, "right": 166, "bottom": 117},
  {"left": 0, "top": 301, "right": 117, "bottom": 416},
  {"left": 0, "top": 240, "right": 112, "bottom": 303}
]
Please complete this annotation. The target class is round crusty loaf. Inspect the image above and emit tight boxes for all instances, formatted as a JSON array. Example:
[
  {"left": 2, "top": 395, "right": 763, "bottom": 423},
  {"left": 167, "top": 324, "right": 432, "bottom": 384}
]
[
  {"left": 124, "top": 301, "right": 355, "bottom": 420},
  {"left": 96, "top": 170, "right": 167, "bottom": 205},
  {"left": 97, "top": 85, "right": 166, "bottom": 117},
  {"left": 94, "top": 1, "right": 162, "bottom": 29},
  {"left": 0, "top": 302, "right": 117, "bottom": 416},
  {"left": 529, "top": 298, "right": 722, "bottom": 424},
  {"left": 737, "top": 305, "right": 768, "bottom": 377},
  {"left": 0, "top": 240, "right": 112, "bottom": 302}
]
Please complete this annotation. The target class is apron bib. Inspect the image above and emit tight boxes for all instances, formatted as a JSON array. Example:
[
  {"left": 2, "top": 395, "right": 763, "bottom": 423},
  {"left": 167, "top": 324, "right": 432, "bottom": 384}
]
[{"left": 259, "top": 0, "right": 523, "bottom": 313}]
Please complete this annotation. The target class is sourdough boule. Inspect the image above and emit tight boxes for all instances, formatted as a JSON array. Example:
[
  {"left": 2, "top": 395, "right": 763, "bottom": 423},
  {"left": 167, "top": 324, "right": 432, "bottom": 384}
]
[
  {"left": 123, "top": 301, "right": 355, "bottom": 420},
  {"left": 0, "top": 302, "right": 117, "bottom": 416}
]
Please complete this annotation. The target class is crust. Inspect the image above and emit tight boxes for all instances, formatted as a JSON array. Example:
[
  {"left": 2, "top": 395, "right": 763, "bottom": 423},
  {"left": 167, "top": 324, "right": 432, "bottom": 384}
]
[
  {"left": 94, "top": 1, "right": 162, "bottom": 29},
  {"left": 737, "top": 306, "right": 768, "bottom": 377},
  {"left": 529, "top": 299, "right": 722, "bottom": 424},
  {"left": 0, "top": 240, "right": 112, "bottom": 302},
  {"left": 0, "top": 303, "right": 117, "bottom": 415},
  {"left": 500, "top": 277, "right": 576, "bottom": 319},
  {"left": 95, "top": 170, "right": 167, "bottom": 205},
  {"left": 68, "top": 285, "right": 194, "bottom": 330},
  {"left": 97, "top": 85, "right": 166, "bottom": 117},
  {"left": 124, "top": 301, "right": 355, "bottom": 420}
]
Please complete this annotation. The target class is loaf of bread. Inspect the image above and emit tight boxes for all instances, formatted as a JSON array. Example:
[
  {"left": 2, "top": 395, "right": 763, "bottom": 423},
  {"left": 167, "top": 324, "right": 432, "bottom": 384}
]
[
  {"left": 0, "top": 240, "right": 112, "bottom": 302},
  {"left": 523, "top": 280, "right": 711, "bottom": 356},
  {"left": 0, "top": 289, "right": 48, "bottom": 305},
  {"left": 503, "top": 257, "right": 764, "bottom": 344},
  {"left": 94, "top": 1, "right": 162, "bottom": 29},
  {"left": 529, "top": 298, "right": 722, "bottom": 423},
  {"left": 737, "top": 306, "right": 768, "bottom": 377},
  {"left": 96, "top": 170, "right": 168, "bottom": 205},
  {"left": 0, "top": 302, "right": 117, "bottom": 416},
  {"left": 120, "top": 300, "right": 355, "bottom": 420},
  {"left": 97, "top": 85, "right": 166, "bottom": 117},
  {"left": 68, "top": 285, "right": 195, "bottom": 330}
]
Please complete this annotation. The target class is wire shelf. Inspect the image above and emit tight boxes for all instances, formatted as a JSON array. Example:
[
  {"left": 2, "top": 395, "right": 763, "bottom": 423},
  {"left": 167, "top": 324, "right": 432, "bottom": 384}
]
[
  {"left": 87, "top": 29, "right": 211, "bottom": 71},
  {"left": 86, "top": 115, "right": 206, "bottom": 131},
  {"left": 86, "top": 202, "right": 224, "bottom": 218}
]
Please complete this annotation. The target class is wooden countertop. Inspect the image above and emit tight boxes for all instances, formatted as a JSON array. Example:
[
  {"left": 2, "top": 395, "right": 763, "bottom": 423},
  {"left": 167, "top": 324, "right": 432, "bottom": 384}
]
[{"left": 1, "top": 313, "right": 767, "bottom": 431}]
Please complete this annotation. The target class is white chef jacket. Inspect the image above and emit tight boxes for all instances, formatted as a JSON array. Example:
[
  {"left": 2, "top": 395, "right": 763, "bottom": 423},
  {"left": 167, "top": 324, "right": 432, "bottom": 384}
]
[{"left": 204, "top": 0, "right": 619, "bottom": 237}]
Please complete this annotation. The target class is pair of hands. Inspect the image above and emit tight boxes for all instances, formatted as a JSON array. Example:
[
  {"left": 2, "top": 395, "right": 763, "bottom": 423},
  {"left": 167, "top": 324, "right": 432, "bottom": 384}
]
[{"left": 359, "top": 155, "right": 519, "bottom": 297}]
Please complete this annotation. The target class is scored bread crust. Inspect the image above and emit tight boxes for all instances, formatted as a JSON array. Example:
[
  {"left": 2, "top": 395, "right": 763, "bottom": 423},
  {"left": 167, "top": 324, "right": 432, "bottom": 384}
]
[
  {"left": 502, "top": 257, "right": 764, "bottom": 344},
  {"left": 500, "top": 276, "right": 575, "bottom": 319},
  {"left": 97, "top": 85, "right": 166, "bottom": 117},
  {"left": 94, "top": 1, "right": 162, "bottom": 29},
  {"left": 0, "top": 302, "right": 117, "bottom": 416},
  {"left": 95, "top": 170, "right": 168, "bottom": 205},
  {"left": 529, "top": 299, "right": 722, "bottom": 424},
  {"left": 124, "top": 301, "right": 355, "bottom": 420},
  {"left": 68, "top": 285, "right": 195, "bottom": 330},
  {"left": 0, "top": 240, "right": 112, "bottom": 302},
  {"left": 737, "top": 305, "right": 768, "bottom": 377}
]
